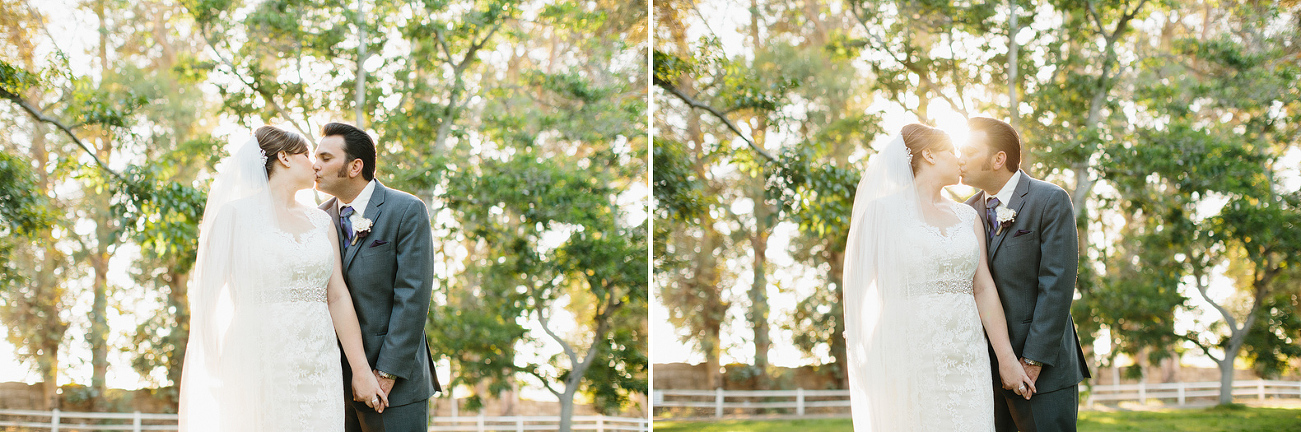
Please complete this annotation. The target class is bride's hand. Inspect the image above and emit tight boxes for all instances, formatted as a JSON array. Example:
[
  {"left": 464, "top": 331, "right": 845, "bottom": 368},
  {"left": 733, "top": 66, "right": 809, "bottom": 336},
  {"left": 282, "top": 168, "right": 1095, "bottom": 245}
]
[
  {"left": 998, "top": 357, "right": 1036, "bottom": 400},
  {"left": 352, "top": 370, "right": 390, "bottom": 413}
]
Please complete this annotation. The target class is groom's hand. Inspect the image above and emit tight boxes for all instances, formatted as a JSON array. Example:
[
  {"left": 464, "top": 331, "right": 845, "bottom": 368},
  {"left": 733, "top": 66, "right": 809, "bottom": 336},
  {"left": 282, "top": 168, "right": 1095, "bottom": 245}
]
[
  {"left": 374, "top": 370, "right": 396, "bottom": 394},
  {"left": 1020, "top": 358, "right": 1042, "bottom": 383}
]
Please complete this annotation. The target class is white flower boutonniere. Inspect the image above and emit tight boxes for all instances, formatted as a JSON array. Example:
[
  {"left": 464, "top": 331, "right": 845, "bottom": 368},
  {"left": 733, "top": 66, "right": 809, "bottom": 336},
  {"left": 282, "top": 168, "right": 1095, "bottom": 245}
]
[
  {"left": 350, "top": 215, "right": 373, "bottom": 246},
  {"left": 995, "top": 207, "right": 1016, "bottom": 236}
]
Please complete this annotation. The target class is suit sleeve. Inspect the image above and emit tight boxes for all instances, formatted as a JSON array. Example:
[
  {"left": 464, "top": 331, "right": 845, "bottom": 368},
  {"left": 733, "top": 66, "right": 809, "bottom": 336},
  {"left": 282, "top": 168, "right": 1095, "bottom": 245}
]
[
  {"left": 375, "top": 199, "right": 435, "bottom": 379},
  {"left": 1022, "top": 187, "right": 1078, "bottom": 367}
]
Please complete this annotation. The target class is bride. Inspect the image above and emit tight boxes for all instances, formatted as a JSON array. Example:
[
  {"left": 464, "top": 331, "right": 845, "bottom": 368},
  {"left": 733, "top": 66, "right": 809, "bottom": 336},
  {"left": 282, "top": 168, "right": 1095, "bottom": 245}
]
[
  {"left": 179, "top": 126, "right": 388, "bottom": 431},
  {"left": 842, "top": 124, "right": 1035, "bottom": 431}
]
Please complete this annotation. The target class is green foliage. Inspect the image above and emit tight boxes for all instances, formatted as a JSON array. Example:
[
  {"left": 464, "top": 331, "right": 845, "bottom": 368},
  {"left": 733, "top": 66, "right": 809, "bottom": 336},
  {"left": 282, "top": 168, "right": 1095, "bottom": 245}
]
[
  {"left": 652, "top": 137, "right": 712, "bottom": 225},
  {"left": 0, "top": 151, "right": 53, "bottom": 237}
]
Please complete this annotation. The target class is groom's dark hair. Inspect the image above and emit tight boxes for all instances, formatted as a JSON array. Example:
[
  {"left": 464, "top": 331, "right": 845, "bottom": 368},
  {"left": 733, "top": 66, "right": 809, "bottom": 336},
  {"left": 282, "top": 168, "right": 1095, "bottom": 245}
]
[
  {"left": 968, "top": 117, "right": 1021, "bottom": 173},
  {"left": 322, "top": 122, "right": 376, "bottom": 181}
]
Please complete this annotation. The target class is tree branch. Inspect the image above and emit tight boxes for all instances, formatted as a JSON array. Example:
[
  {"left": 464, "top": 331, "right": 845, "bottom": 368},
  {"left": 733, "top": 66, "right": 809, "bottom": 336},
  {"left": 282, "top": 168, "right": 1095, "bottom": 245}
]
[
  {"left": 653, "top": 79, "right": 777, "bottom": 163},
  {"left": 0, "top": 86, "right": 125, "bottom": 183},
  {"left": 534, "top": 289, "right": 579, "bottom": 371},
  {"left": 1192, "top": 260, "right": 1238, "bottom": 332},
  {"left": 196, "top": 28, "right": 317, "bottom": 144},
  {"left": 1178, "top": 332, "right": 1221, "bottom": 363},
  {"left": 847, "top": 6, "right": 970, "bottom": 119},
  {"left": 518, "top": 365, "right": 563, "bottom": 398}
]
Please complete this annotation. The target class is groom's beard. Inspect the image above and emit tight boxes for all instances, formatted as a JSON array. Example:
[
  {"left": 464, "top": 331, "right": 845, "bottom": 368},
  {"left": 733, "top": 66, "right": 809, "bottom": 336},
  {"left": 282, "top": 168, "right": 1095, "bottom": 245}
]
[{"left": 335, "top": 164, "right": 349, "bottom": 179}]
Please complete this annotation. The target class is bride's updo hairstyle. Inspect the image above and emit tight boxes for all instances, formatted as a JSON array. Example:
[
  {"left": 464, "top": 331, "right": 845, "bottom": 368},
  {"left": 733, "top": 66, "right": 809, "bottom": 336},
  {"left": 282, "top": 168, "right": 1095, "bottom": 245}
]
[
  {"left": 255, "top": 125, "right": 310, "bottom": 177},
  {"left": 900, "top": 123, "right": 953, "bottom": 175}
]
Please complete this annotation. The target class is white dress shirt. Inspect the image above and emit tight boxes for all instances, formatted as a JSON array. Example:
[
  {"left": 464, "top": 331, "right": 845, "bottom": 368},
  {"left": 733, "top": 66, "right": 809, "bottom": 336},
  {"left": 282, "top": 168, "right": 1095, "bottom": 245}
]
[
  {"left": 988, "top": 170, "right": 1022, "bottom": 209},
  {"left": 339, "top": 179, "right": 378, "bottom": 217}
]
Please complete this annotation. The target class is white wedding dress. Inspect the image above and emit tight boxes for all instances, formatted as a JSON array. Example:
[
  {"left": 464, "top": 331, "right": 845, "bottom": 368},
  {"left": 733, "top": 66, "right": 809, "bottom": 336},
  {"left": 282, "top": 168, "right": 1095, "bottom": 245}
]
[
  {"left": 901, "top": 203, "right": 994, "bottom": 430},
  {"left": 180, "top": 138, "right": 344, "bottom": 431},
  {"left": 226, "top": 208, "right": 344, "bottom": 430},
  {"left": 842, "top": 135, "right": 994, "bottom": 431}
]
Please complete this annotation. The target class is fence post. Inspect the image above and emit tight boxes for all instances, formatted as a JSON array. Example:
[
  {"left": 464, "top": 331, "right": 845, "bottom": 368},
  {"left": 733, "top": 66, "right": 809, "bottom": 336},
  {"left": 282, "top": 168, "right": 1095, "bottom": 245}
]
[
  {"left": 134, "top": 411, "right": 143, "bottom": 432},
  {"left": 715, "top": 387, "right": 724, "bottom": 418},
  {"left": 51, "top": 409, "right": 60, "bottom": 432},
  {"left": 1177, "top": 382, "right": 1186, "bottom": 406},
  {"left": 1138, "top": 382, "right": 1147, "bottom": 404},
  {"left": 477, "top": 413, "right": 485, "bottom": 432},
  {"left": 796, "top": 388, "right": 805, "bottom": 416},
  {"left": 516, "top": 416, "right": 524, "bottom": 432},
  {"left": 597, "top": 415, "right": 605, "bottom": 432},
  {"left": 1258, "top": 380, "right": 1266, "bottom": 401}
]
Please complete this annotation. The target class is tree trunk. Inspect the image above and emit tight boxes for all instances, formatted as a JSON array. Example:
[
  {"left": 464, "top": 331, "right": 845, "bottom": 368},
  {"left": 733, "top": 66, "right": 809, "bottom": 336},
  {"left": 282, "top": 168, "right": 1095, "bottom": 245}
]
[
  {"left": 748, "top": 205, "right": 771, "bottom": 384},
  {"left": 827, "top": 249, "right": 848, "bottom": 388},
  {"left": 354, "top": 0, "right": 368, "bottom": 128},
  {"left": 89, "top": 0, "right": 114, "bottom": 409},
  {"left": 557, "top": 386, "right": 577, "bottom": 432},
  {"left": 168, "top": 270, "right": 190, "bottom": 396},
  {"left": 1007, "top": 0, "right": 1019, "bottom": 129},
  {"left": 1217, "top": 353, "right": 1236, "bottom": 405}
]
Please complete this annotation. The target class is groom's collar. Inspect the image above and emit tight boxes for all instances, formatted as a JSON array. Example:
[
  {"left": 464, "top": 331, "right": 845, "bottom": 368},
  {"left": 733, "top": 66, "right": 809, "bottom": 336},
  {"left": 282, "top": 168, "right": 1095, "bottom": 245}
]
[
  {"left": 990, "top": 170, "right": 1022, "bottom": 206},
  {"left": 338, "top": 179, "right": 378, "bottom": 217}
]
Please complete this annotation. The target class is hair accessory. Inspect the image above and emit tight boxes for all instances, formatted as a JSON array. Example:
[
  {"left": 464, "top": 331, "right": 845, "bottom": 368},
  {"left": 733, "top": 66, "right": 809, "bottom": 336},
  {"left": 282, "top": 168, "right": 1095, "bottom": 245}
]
[
  {"left": 259, "top": 149, "right": 269, "bottom": 165},
  {"left": 904, "top": 146, "right": 913, "bottom": 164}
]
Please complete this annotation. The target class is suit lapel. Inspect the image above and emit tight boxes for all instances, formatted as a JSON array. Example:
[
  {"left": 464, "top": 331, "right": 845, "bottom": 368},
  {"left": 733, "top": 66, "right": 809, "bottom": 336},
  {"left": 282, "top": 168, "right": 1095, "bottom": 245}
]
[
  {"left": 343, "top": 182, "right": 388, "bottom": 270},
  {"left": 988, "top": 171, "right": 1032, "bottom": 260},
  {"left": 322, "top": 197, "right": 347, "bottom": 254}
]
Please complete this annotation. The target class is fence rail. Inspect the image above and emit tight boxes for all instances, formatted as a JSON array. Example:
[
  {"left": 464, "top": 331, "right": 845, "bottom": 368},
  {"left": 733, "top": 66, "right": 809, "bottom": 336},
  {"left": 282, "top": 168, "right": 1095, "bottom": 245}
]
[
  {"left": 653, "top": 380, "right": 1301, "bottom": 418},
  {"left": 0, "top": 410, "right": 647, "bottom": 432}
]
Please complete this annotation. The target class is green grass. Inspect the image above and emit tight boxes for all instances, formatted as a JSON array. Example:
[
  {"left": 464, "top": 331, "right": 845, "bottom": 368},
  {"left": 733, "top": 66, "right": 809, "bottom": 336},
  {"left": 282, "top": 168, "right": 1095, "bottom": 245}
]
[{"left": 653, "top": 406, "right": 1301, "bottom": 431}]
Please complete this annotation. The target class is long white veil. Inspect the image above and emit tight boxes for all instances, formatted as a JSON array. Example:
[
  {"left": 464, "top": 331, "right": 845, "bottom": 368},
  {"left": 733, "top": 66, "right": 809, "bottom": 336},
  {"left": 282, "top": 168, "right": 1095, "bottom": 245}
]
[
  {"left": 842, "top": 135, "right": 933, "bottom": 431},
  {"left": 179, "top": 137, "right": 279, "bottom": 431}
]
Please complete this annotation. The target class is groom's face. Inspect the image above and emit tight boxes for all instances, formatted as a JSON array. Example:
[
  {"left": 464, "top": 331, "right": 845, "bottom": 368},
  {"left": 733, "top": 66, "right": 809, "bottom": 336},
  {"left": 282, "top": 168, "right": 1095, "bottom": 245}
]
[
  {"left": 959, "top": 132, "right": 998, "bottom": 188},
  {"left": 314, "top": 135, "right": 355, "bottom": 194}
]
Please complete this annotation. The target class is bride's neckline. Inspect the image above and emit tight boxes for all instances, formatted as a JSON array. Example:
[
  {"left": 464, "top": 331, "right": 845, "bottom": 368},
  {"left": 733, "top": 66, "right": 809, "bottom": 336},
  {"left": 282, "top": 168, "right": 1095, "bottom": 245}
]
[
  {"left": 271, "top": 207, "right": 322, "bottom": 244},
  {"left": 919, "top": 202, "right": 964, "bottom": 237}
]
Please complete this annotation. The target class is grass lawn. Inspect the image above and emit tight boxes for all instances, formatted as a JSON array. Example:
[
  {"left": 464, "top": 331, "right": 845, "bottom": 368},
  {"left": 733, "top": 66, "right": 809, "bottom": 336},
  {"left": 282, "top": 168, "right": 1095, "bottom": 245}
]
[{"left": 653, "top": 406, "right": 1301, "bottom": 431}]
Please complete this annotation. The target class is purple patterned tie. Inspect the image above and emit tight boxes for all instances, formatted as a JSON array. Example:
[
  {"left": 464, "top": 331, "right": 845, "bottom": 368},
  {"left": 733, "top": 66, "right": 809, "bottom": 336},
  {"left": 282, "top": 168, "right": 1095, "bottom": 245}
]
[
  {"left": 985, "top": 197, "right": 1000, "bottom": 241},
  {"left": 340, "top": 205, "right": 355, "bottom": 251}
]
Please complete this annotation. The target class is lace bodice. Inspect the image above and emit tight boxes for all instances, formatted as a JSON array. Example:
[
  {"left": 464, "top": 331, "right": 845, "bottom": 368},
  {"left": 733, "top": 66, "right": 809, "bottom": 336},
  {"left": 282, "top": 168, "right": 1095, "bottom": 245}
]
[
  {"left": 247, "top": 209, "right": 334, "bottom": 304},
  {"left": 903, "top": 203, "right": 980, "bottom": 296}
]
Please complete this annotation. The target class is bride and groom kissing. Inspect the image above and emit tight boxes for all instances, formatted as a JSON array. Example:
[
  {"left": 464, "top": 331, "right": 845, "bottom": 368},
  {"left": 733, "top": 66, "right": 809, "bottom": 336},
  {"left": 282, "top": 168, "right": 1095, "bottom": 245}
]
[
  {"left": 843, "top": 117, "right": 1091, "bottom": 431},
  {"left": 178, "top": 123, "right": 441, "bottom": 431}
]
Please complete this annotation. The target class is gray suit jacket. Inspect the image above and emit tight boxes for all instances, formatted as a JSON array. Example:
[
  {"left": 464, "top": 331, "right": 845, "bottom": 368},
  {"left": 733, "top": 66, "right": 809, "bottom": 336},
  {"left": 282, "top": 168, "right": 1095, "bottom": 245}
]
[
  {"left": 322, "top": 181, "right": 441, "bottom": 406},
  {"left": 965, "top": 171, "right": 1090, "bottom": 393}
]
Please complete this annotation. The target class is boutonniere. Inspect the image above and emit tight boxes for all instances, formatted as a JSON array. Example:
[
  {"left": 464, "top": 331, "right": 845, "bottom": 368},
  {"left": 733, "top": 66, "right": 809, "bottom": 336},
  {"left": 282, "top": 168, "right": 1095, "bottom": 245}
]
[
  {"left": 995, "top": 207, "right": 1016, "bottom": 236},
  {"left": 350, "top": 215, "right": 373, "bottom": 246}
]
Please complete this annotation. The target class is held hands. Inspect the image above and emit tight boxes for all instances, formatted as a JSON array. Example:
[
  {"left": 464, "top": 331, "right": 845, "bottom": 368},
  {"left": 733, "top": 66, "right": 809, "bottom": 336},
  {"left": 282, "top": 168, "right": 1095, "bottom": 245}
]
[
  {"left": 998, "top": 356, "right": 1037, "bottom": 400},
  {"left": 1020, "top": 358, "right": 1043, "bottom": 383},
  {"left": 352, "top": 369, "right": 390, "bottom": 413},
  {"left": 373, "top": 370, "right": 396, "bottom": 395}
]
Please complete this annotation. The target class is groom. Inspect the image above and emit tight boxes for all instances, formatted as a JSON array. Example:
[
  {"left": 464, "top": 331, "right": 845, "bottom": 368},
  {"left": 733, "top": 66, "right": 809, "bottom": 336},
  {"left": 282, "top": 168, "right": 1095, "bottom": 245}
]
[
  {"left": 960, "top": 117, "right": 1090, "bottom": 432},
  {"left": 314, "top": 122, "right": 442, "bottom": 431}
]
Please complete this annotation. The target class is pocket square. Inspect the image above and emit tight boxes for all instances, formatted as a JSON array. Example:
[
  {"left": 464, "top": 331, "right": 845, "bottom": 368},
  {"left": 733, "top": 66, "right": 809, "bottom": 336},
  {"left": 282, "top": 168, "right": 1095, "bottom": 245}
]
[
  {"left": 1013, "top": 229, "right": 1032, "bottom": 237},
  {"left": 369, "top": 239, "right": 389, "bottom": 248}
]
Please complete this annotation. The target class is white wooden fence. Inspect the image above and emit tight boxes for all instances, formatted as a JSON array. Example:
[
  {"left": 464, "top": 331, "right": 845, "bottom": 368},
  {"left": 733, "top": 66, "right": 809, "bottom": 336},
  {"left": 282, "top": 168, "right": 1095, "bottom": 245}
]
[
  {"left": 0, "top": 410, "right": 647, "bottom": 432},
  {"left": 428, "top": 415, "right": 647, "bottom": 431},
  {"left": 653, "top": 380, "right": 1301, "bottom": 418}
]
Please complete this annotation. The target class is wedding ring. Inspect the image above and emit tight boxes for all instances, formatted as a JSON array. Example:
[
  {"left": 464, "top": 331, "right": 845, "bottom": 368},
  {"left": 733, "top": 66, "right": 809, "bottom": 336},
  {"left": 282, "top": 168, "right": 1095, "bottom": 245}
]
[
  {"left": 371, "top": 397, "right": 379, "bottom": 404},
  {"left": 1018, "top": 384, "right": 1026, "bottom": 391}
]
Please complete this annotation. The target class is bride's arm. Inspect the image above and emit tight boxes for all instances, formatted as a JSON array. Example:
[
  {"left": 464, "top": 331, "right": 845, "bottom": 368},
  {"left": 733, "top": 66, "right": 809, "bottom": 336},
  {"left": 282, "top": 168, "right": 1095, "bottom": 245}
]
[
  {"left": 971, "top": 218, "right": 1035, "bottom": 399},
  {"left": 325, "top": 226, "right": 389, "bottom": 412}
]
